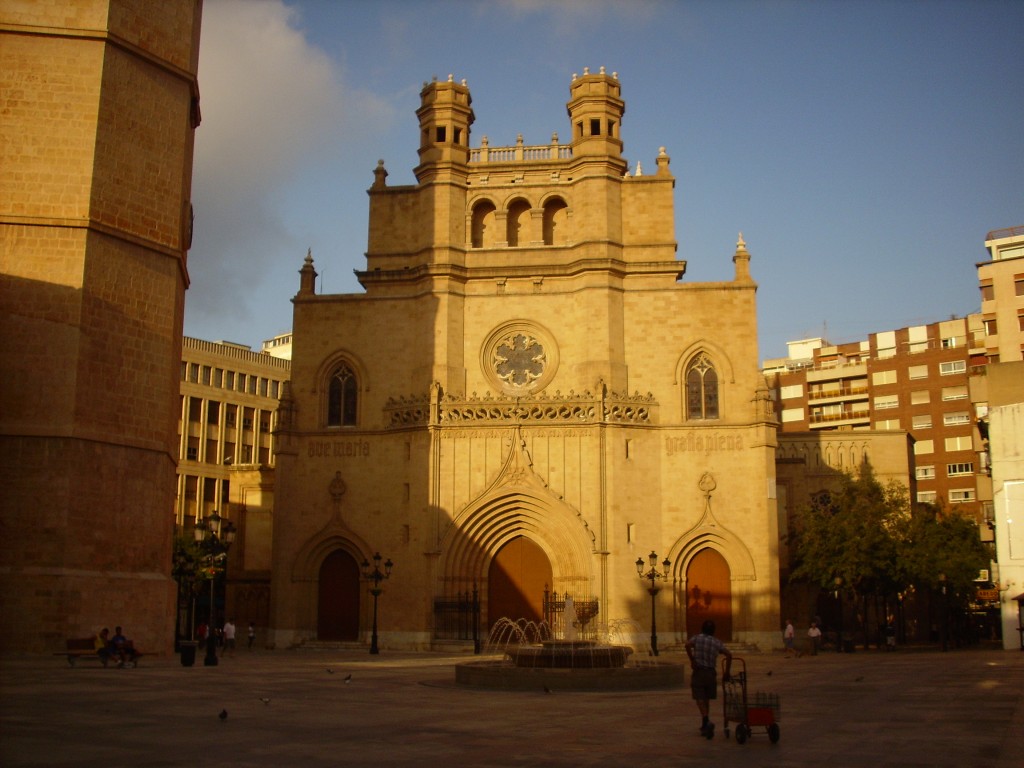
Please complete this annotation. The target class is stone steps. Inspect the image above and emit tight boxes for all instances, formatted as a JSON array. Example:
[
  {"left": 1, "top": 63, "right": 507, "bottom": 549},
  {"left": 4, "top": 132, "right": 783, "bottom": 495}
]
[{"left": 292, "top": 640, "right": 365, "bottom": 652}]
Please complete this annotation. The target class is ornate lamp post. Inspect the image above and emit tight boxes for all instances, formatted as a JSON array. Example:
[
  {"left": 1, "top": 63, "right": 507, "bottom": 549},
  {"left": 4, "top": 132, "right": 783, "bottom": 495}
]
[
  {"left": 193, "top": 511, "right": 236, "bottom": 667},
  {"left": 834, "top": 576, "right": 843, "bottom": 653},
  {"left": 361, "top": 552, "right": 393, "bottom": 655},
  {"left": 939, "top": 573, "right": 948, "bottom": 652},
  {"left": 636, "top": 550, "right": 671, "bottom": 656}
]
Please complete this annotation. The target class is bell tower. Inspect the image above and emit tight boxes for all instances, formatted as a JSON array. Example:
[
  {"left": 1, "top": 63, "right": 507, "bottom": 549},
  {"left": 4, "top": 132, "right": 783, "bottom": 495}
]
[
  {"left": 0, "top": 0, "right": 202, "bottom": 655},
  {"left": 566, "top": 66, "right": 626, "bottom": 169},
  {"left": 414, "top": 74, "right": 475, "bottom": 183}
]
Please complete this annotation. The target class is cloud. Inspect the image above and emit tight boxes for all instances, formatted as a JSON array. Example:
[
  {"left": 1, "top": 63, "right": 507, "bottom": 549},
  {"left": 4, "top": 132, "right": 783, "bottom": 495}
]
[{"left": 185, "top": 0, "right": 390, "bottom": 340}]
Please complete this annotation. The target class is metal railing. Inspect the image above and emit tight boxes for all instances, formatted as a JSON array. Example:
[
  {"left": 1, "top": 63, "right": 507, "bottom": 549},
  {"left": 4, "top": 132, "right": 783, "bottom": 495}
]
[
  {"left": 543, "top": 589, "right": 600, "bottom": 640},
  {"left": 807, "top": 384, "right": 869, "bottom": 400},
  {"left": 809, "top": 409, "right": 870, "bottom": 424},
  {"left": 433, "top": 588, "right": 480, "bottom": 651},
  {"left": 985, "top": 225, "right": 1024, "bottom": 240}
]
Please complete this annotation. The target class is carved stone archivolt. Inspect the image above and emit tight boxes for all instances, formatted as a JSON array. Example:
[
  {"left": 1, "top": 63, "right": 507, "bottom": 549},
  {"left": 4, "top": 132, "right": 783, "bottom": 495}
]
[{"left": 383, "top": 386, "right": 656, "bottom": 428}]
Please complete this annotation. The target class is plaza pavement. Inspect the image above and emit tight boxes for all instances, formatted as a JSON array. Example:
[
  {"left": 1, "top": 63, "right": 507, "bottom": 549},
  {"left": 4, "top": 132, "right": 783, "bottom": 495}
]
[{"left": 1, "top": 644, "right": 1021, "bottom": 767}]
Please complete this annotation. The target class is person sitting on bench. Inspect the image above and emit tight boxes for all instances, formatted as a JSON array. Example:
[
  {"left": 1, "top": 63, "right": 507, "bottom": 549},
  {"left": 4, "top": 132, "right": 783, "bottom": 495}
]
[
  {"left": 94, "top": 628, "right": 116, "bottom": 667},
  {"left": 110, "top": 626, "right": 138, "bottom": 667}
]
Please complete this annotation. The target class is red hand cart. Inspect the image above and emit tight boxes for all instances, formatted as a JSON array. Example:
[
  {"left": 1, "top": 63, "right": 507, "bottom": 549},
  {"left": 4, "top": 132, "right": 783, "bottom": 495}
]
[{"left": 721, "top": 656, "right": 780, "bottom": 744}]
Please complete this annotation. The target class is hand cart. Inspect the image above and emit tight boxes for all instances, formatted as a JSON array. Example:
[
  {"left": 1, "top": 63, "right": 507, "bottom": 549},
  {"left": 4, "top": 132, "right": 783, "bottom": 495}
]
[{"left": 721, "top": 656, "right": 780, "bottom": 744}]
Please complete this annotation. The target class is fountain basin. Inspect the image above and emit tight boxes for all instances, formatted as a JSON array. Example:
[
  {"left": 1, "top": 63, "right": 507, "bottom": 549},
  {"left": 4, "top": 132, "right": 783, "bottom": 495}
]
[
  {"left": 455, "top": 658, "right": 685, "bottom": 691},
  {"left": 507, "top": 640, "right": 631, "bottom": 669}
]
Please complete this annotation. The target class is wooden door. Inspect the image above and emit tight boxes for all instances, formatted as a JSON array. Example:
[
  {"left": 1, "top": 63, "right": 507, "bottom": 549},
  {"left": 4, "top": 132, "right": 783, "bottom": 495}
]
[
  {"left": 487, "top": 536, "right": 552, "bottom": 631},
  {"left": 317, "top": 550, "right": 360, "bottom": 641},
  {"left": 685, "top": 548, "right": 732, "bottom": 640}
]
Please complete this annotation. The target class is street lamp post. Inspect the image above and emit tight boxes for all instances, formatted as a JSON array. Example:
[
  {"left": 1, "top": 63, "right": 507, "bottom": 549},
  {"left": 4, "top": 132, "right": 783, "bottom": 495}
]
[
  {"left": 361, "top": 552, "right": 393, "bottom": 655},
  {"left": 834, "top": 576, "right": 843, "bottom": 654},
  {"left": 193, "top": 511, "right": 236, "bottom": 667},
  {"left": 635, "top": 551, "right": 671, "bottom": 657},
  {"left": 939, "top": 573, "right": 948, "bottom": 652}
]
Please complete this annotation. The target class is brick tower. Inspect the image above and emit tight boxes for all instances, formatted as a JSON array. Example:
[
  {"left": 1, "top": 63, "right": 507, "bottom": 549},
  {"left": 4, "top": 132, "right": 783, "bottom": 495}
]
[{"left": 0, "top": 1, "right": 203, "bottom": 653}]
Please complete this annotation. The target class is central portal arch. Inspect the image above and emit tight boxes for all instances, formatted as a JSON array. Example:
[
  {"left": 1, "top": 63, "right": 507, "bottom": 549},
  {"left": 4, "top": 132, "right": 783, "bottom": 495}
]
[
  {"left": 685, "top": 548, "right": 732, "bottom": 640},
  {"left": 487, "top": 536, "right": 552, "bottom": 630}
]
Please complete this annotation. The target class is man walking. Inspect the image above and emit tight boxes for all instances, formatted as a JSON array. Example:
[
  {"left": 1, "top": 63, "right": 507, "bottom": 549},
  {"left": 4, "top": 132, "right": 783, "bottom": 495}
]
[
  {"left": 222, "top": 618, "right": 236, "bottom": 656},
  {"left": 783, "top": 618, "right": 801, "bottom": 657},
  {"left": 685, "top": 619, "right": 733, "bottom": 739}
]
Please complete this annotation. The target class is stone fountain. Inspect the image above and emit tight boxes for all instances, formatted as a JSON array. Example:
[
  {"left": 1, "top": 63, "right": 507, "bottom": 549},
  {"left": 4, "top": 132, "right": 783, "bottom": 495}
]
[{"left": 454, "top": 606, "right": 684, "bottom": 691}]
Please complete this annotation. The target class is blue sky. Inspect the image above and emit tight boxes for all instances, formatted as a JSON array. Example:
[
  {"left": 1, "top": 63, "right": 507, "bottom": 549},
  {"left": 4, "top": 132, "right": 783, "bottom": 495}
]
[{"left": 184, "top": 0, "right": 1024, "bottom": 364}]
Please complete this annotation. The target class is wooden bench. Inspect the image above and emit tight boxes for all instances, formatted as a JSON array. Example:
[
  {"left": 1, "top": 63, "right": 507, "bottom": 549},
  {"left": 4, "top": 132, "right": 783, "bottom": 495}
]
[{"left": 55, "top": 638, "right": 142, "bottom": 667}]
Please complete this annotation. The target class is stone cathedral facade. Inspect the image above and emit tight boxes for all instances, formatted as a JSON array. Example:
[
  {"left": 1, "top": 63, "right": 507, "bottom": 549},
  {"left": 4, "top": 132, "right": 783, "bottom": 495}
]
[{"left": 269, "top": 69, "right": 781, "bottom": 651}]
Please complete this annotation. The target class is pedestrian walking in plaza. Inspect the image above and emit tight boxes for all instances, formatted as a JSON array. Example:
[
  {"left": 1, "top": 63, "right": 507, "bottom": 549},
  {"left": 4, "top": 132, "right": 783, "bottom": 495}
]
[
  {"left": 783, "top": 619, "right": 801, "bottom": 657},
  {"left": 222, "top": 619, "right": 236, "bottom": 656},
  {"left": 807, "top": 621, "right": 822, "bottom": 655},
  {"left": 685, "top": 619, "right": 733, "bottom": 740}
]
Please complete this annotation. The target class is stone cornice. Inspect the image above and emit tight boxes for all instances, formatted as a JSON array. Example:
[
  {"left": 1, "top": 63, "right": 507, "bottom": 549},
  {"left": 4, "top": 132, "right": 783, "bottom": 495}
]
[
  {"left": 356, "top": 257, "right": 684, "bottom": 287},
  {"left": 385, "top": 387, "right": 656, "bottom": 429}
]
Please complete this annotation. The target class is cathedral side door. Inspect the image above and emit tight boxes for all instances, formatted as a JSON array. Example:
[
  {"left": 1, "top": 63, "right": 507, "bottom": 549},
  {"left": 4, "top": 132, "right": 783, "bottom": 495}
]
[
  {"left": 487, "top": 536, "right": 552, "bottom": 632},
  {"left": 317, "top": 550, "right": 360, "bottom": 641},
  {"left": 685, "top": 548, "right": 732, "bottom": 641}
]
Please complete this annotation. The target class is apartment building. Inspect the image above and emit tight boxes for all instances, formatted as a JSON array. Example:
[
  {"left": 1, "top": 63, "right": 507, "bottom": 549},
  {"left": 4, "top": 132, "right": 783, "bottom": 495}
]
[
  {"left": 764, "top": 315, "right": 987, "bottom": 526},
  {"left": 978, "top": 225, "right": 1024, "bottom": 363},
  {"left": 261, "top": 331, "right": 293, "bottom": 361},
  {"left": 974, "top": 226, "right": 1024, "bottom": 648},
  {"left": 176, "top": 337, "right": 291, "bottom": 525}
]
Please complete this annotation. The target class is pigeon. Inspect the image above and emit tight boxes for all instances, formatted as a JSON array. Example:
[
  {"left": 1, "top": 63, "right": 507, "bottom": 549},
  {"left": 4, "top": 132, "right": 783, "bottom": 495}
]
[
  {"left": 219, "top": 709, "right": 228, "bottom": 721},
  {"left": 259, "top": 697, "right": 270, "bottom": 705},
  {"left": 344, "top": 673, "right": 352, "bottom": 683}
]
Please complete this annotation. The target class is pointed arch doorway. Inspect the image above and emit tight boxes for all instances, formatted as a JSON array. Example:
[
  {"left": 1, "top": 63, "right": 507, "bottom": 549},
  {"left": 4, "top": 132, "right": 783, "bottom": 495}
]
[
  {"left": 317, "top": 550, "right": 360, "bottom": 641},
  {"left": 685, "top": 548, "right": 732, "bottom": 640},
  {"left": 488, "top": 536, "right": 552, "bottom": 631}
]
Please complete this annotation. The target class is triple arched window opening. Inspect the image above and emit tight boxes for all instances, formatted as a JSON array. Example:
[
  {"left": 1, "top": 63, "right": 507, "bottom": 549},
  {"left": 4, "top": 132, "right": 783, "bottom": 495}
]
[{"left": 471, "top": 197, "right": 568, "bottom": 248}]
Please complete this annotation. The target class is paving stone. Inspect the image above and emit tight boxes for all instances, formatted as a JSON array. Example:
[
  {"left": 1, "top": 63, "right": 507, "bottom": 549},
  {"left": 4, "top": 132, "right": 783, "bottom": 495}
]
[{"left": 1, "top": 647, "right": 1021, "bottom": 767}]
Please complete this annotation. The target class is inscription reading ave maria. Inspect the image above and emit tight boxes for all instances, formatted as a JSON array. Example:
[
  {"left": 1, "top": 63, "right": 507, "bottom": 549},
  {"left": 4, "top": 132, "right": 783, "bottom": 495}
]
[
  {"left": 494, "top": 333, "right": 545, "bottom": 388},
  {"left": 308, "top": 440, "right": 370, "bottom": 458}
]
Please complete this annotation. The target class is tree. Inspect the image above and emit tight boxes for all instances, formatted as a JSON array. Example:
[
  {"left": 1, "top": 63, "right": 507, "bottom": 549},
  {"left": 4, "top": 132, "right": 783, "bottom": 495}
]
[
  {"left": 792, "top": 460, "right": 907, "bottom": 593},
  {"left": 790, "top": 457, "right": 990, "bottom": 647},
  {"left": 895, "top": 502, "right": 990, "bottom": 607}
]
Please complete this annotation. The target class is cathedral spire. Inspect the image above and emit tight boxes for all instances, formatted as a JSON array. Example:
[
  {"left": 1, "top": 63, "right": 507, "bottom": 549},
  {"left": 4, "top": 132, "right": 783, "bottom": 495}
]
[
  {"left": 298, "top": 247, "right": 318, "bottom": 296},
  {"left": 733, "top": 232, "right": 752, "bottom": 282}
]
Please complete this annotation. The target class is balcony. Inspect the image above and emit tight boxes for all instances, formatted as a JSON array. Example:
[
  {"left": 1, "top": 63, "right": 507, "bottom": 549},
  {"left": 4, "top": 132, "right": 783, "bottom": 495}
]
[
  {"left": 469, "top": 135, "right": 573, "bottom": 164},
  {"left": 807, "top": 384, "right": 869, "bottom": 403},
  {"left": 809, "top": 408, "right": 870, "bottom": 429}
]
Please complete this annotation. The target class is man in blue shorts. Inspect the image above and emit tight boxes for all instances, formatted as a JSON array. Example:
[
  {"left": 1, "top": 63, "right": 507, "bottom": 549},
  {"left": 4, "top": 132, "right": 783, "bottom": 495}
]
[{"left": 685, "top": 619, "right": 733, "bottom": 739}]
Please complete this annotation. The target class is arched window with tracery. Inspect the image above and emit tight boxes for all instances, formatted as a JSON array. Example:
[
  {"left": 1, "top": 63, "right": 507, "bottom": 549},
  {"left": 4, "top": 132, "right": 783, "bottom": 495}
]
[
  {"left": 685, "top": 353, "right": 719, "bottom": 420},
  {"left": 327, "top": 362, "right": 358, "bottom": 427}
]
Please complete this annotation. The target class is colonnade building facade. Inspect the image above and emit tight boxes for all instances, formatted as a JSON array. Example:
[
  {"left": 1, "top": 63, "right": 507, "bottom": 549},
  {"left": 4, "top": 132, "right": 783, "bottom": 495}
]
[{"left": 268, "top": 70, "right": 781, "bottom": 651}]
